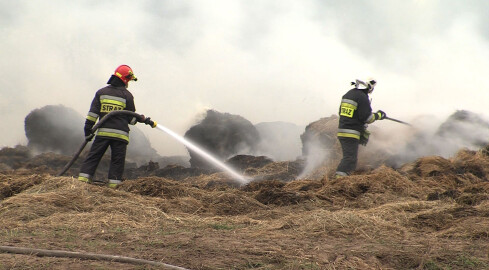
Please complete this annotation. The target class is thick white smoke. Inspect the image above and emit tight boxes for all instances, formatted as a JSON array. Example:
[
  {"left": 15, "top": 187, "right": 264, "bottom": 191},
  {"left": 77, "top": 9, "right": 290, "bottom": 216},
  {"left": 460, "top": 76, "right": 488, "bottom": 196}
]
[
  {"left": 367, "top": 110, "right": 489, "bottom": 168},
  {"left": 2, "top": 1, "right": 489, "bottom": 161}
]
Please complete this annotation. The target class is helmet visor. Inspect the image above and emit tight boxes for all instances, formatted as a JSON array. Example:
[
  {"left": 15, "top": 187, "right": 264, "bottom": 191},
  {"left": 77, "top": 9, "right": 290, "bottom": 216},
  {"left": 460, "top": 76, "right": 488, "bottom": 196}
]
[{"left": 126, "top": 71, "right": 137, "bottom": 81}]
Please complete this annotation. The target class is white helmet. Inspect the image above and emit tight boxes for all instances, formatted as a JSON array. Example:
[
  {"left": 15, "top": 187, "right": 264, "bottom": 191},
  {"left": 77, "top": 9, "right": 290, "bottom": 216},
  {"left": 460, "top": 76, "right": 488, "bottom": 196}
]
[
  {"left": 352, "top": 78, "right": 377, "bottom": 93},
  {"left": 366, "top": 78, "right": 377, "bottom": 93},
  {"left": 351, "top": 79, "right": 367, "bottom": 89}
]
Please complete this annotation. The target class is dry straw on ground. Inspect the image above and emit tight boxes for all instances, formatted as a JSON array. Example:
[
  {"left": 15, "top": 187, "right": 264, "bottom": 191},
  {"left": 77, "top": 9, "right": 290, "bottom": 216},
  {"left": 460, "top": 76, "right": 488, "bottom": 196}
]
[{"left": 1, "top": 148, "right": 489, "bottom": 269}]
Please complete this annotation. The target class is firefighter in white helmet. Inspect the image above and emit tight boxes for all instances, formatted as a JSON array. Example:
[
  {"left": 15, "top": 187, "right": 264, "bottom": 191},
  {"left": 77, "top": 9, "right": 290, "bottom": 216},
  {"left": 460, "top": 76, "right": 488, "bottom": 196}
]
[{"left": 335, "top": 78, "right": 386, "bottom": 178}]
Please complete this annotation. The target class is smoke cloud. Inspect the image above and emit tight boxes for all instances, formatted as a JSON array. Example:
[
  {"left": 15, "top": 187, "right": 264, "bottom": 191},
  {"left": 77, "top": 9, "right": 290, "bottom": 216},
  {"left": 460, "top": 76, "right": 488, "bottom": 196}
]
[
  {"left": 2, "top": 0, "right": 489, "bottom": 162},
  {"left": 376, "top": 110, "right": 489, "bottom": 168}
]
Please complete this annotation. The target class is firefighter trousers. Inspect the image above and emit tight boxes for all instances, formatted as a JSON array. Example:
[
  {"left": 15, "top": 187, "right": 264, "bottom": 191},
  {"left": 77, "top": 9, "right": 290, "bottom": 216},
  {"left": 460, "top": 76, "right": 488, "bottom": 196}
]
[
  {"left": 79, "top": 137, "right": 127, "bottom": 181},
  {"left": 336, "top": 137, "right": 359, "bottom": 175}
]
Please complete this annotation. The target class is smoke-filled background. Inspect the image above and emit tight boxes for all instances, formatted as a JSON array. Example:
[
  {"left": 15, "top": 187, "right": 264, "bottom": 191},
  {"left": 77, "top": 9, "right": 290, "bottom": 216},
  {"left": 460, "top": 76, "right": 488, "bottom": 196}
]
[{"left": 2, "top": 0, "right": 489, "bottom": 160}]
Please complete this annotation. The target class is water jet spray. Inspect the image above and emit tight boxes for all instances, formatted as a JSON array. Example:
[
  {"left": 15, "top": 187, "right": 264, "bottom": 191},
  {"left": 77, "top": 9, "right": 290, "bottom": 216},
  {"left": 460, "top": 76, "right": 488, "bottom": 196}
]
[{"left": 155, "top": 124, "right": 249, "bottom": 185}]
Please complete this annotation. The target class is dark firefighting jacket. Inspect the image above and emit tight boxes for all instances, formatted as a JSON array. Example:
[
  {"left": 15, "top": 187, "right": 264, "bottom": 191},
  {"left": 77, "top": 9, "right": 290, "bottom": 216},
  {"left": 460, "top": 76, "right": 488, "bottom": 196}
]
[
  {"left": 337, "top": 88, "right": 376, "bottom": 140},
  {"left": 84, "top": 85, "right": 137, "bottom": 143}
]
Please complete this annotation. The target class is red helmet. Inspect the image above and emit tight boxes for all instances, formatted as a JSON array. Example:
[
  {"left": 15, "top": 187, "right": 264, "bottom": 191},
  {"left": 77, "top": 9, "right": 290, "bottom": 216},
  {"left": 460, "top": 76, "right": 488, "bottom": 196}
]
[{"left": 114, "top": 65, "right": 137, "bottom": 85}]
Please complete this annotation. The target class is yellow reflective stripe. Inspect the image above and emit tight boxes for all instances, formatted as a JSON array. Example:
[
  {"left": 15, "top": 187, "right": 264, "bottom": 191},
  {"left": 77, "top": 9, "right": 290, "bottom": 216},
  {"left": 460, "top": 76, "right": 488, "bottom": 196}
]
[
  {"left": 97, "top": 128, "right": 130, "bottom": 142},
  {"left": 78, "top": 176, "right": 90, "bottom": 182},
  {"left": 100, "top": 95, "right": 126, "bottom": 103},
  {"left": 97, "top": 132, "right": 129, "bottom": 142},
  {"left": 337, "top": 132, "right": 360, "bottom": 139},
  {"left": 87, "top": 112, "right": 99, "bottom": 118},
  {"left": 100, "top": 99, "right": 126, "bottom": 107},
  {"left": 97, "top": 128, "right": 128, "bottom": 136},
  {"left": 337, "top": 129, "right": 361, "bottom": 140},
  {"left": 367, "top": 114, "right": 375, "bottom": 124},
  {"left": 78, "top": 173, "right": 92, "bottom": 182},
  {"left": 340, "top": 102, "right": 357, "bottom": 110},
  {"left": 100, "top": 95, "right": 126, "bottom": 109},
  {"left": 115, "top": 72, "right": 122, "bottom": 78},
  {"left": 86, "top": 115, "right": 97, "bottom": 122},
  {"left": 86, "top": 112, "right": 99, "bottom": 122},
  {"left": 341, "top": 98, "right": 358, "bottom": 106},
  {"left": 108, "top": 179, "right": 122, "bottom": 186},
  {"left": 107, "top": 179, "right": 122, "bottom": 188}
]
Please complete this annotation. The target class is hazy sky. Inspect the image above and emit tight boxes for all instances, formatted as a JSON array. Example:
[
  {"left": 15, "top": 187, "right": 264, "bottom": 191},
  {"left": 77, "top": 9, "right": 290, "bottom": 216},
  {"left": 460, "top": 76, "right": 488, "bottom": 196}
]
[{"left": 2, "top": 0, "right": 489, "bottom": 156}]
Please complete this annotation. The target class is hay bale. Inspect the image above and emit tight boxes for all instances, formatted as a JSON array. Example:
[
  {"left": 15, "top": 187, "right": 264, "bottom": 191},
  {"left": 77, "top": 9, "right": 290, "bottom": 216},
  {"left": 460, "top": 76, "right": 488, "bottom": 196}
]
[
  {"left": 300, "top": 115, "right": 340, "bottom": 159},
  {"left": 184, "top": 110, "right": 261, "bottom": 169},
  {"left": 25, "top": 105, "right": 85, "bottom": 155}
]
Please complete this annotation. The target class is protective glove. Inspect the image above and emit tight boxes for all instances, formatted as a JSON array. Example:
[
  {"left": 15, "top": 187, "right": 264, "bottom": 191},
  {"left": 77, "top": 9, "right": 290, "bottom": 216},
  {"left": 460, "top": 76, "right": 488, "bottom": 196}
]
[
  {"left": 359, "top": 129, "right": 370, "bottom": 146},
  {"left": 143, "top": 117, "right": 156, "bottom": 128},
  {"left": 85, "top": 133, "right": 95, "bottom": 142},
  {"left": 84, "top": 127, "right": 91, "bottom": 137},
  {"left": 374, "top": 110, "right": 386, "bottom": 120},
  {"left": 84, "top": 122, "right": 94, "bottom": 137},
  {"left": 137, "top": 114, "right": 146, "bottom": 123}
]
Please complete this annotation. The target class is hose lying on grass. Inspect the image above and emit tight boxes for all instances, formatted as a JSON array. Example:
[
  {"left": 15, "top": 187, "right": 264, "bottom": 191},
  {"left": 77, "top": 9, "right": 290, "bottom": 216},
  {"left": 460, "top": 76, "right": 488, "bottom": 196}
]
[{"left": 0, "top": 245, "right": 189, "bottom": 270}]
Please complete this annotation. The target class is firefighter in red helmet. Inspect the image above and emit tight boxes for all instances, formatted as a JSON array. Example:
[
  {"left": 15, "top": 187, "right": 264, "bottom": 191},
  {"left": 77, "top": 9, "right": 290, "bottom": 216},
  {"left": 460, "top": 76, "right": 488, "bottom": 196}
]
[{"left": 78, "top": 65, "right": 151, "bottom": 187}]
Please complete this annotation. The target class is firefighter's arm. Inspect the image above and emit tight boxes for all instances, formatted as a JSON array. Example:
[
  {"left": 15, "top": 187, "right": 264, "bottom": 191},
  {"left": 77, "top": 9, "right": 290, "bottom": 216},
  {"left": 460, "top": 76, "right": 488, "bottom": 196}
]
[
  {"left": 366, "top": 110, "right": 386, "bottom": 124},
  {"left": 84, "top": 94, "right": 101, "bottom": 140},
  {"left": 126, "top": 95, "right": 138, "bottom": 125}
]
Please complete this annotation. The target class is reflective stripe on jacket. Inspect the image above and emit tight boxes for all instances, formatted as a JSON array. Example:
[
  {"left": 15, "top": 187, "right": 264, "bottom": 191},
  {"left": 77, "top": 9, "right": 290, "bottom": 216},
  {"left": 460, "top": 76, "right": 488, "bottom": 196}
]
[
  {"left": 85, "top": 85, "right": 136, "bottom": 143},
  {"left": 337, "top": 129, "right": 361, "bottom": 140},
  {"left": 96, "top": 128, "right": 130, "bottom": 143}
]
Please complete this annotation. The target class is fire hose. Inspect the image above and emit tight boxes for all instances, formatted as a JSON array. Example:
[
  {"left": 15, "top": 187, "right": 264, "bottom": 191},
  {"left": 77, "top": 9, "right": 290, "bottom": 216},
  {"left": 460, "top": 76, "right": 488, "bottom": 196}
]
[
  {"left": 385, "top": 116, "right": 411, "bottom": 126},
  {"left": 57, "top": 110, "right": 156, "bottom": 176},
  {"left": 0, "top": 245, "right": 189, "bottom": 269}
]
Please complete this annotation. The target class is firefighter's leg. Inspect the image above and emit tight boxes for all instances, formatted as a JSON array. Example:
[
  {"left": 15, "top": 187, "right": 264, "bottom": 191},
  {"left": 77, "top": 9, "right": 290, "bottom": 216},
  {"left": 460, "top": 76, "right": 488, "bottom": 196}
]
[
  {"left": 107, "top": 140, "right": 128, "bottom": 188},
  {"left": 335, "top": 137, "right": 359, "bottom": 177},
  {"left": 78, "top": 137, "right": 110, "bottom": 183}
]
